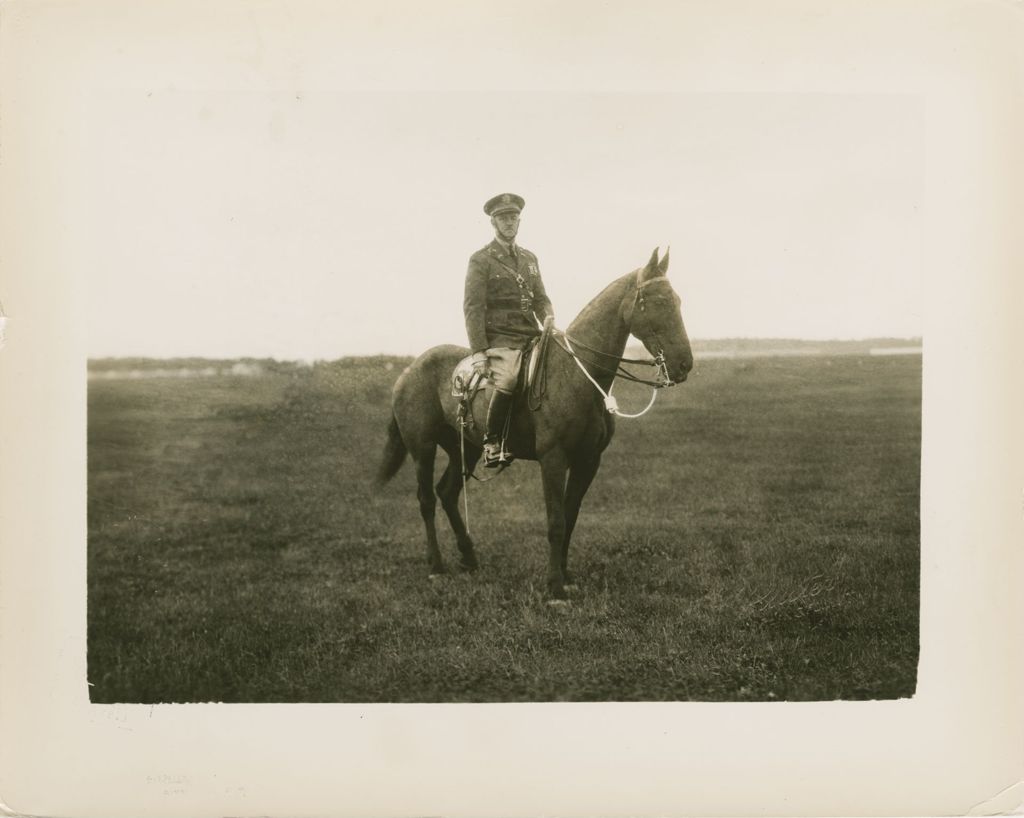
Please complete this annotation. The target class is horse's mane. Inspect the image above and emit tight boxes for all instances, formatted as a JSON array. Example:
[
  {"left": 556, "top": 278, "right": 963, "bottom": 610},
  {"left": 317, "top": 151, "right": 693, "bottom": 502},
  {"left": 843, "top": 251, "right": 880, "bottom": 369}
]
[{"left": 567, "top": 270, "right": 637, "bottom": 334}]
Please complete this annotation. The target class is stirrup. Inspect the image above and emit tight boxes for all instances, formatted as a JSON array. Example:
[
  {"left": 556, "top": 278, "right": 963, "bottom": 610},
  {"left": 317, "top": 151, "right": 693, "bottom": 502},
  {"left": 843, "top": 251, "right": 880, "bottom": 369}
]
[{"left": 483, "top": 441, "right": 512, "bottom": 468}]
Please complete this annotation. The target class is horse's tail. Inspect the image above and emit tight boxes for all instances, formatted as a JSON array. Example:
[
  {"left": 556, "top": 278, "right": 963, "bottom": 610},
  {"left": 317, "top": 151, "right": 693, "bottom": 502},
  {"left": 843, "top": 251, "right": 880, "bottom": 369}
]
[{"left": 374, "top": 414, "right": 408, "bottom": 486}]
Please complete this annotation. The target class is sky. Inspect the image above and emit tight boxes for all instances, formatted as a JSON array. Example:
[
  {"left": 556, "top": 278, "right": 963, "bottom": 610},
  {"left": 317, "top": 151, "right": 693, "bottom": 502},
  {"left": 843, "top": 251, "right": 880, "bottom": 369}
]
[{"left": 82, "top": 90, "right": 924, "bottom": 360}]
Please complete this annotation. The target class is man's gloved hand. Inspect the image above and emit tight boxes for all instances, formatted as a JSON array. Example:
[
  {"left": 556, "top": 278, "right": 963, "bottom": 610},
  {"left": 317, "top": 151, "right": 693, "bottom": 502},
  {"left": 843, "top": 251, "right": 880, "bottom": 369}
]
[
  {"left": 543, "top": 314, "right": 556, "bottom": 332},
  {"left": 471, "top": 351, "right": 488, "bottom": 376}
]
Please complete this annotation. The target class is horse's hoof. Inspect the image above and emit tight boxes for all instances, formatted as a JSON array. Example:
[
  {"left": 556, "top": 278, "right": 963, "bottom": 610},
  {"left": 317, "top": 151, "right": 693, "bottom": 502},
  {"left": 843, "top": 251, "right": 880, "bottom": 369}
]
[
  {"left": 547, "top": 582, "right": 569, "bottom": 602},
  {"left": 428, "top": 572, "right": 446, "bottom": 581},
  {"left": 563, "top": 582, "right": 578, "bottom": 592},
  {"left": 458, "top": 561, "right": 478, "bottom": 573},
  {"left": 546, "top": 598, "right": 571, "bottom": 608}
]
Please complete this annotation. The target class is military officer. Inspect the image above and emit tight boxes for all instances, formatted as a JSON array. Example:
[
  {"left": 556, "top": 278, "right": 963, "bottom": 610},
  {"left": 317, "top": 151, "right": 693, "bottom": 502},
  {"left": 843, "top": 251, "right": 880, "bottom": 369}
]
[{"left": 464, "top": 193, "right": 555, "bottom": 467}]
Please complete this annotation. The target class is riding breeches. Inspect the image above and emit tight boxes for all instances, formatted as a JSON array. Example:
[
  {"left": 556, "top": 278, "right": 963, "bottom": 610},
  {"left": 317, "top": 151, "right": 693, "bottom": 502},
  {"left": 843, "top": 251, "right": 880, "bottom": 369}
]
[{"left": 486, "top": 347, "right": 522, "bottom": 394}]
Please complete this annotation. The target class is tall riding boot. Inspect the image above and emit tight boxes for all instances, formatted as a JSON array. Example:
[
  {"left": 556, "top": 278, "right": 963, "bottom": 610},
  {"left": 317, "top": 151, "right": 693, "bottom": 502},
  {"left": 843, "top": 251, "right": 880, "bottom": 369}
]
[{"left": 483, "top": 389, "right": 514, "bottom": 467}]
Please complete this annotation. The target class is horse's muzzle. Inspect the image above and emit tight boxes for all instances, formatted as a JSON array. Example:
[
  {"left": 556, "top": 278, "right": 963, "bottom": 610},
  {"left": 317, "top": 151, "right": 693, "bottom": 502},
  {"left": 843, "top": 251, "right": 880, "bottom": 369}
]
[{"left": 671, "top": 361, "right": 692, "bottom": 384}]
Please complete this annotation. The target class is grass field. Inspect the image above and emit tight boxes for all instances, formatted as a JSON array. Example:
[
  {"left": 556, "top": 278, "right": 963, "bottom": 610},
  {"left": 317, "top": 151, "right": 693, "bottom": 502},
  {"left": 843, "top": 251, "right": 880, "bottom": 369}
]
[{"left": 87, "top": 353, "right": 920, "bottom": 702}]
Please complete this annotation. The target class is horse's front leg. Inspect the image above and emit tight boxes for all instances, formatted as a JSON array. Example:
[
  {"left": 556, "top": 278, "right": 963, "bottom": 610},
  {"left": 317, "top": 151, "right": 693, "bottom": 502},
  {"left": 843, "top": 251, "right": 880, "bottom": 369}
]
[
  {"left": 539, "top": 447, "right": 570, "bottom": 600},
  {"left": 563, "top": 452, "right": 602, "bottom": 587}
]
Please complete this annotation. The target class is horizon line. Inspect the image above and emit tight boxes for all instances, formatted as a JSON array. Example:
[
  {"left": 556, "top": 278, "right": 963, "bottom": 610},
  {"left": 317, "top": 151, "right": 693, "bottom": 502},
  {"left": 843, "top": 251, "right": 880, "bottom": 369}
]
[{"left": 86, "top": 336, "right": 924, "bottom": 363}]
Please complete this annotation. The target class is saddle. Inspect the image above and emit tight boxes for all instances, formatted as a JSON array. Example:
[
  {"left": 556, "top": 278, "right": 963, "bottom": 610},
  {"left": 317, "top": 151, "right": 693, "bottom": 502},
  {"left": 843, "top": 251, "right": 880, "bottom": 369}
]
[{"left": 450, "top": 336, "right": 543, "bottom": 428}]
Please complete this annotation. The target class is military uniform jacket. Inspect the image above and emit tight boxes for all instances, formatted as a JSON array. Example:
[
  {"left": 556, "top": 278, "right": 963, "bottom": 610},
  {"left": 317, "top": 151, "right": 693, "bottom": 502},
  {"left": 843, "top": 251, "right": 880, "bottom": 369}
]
[{"left": 464, "top": 240, "right": 554, "bottom": 353}]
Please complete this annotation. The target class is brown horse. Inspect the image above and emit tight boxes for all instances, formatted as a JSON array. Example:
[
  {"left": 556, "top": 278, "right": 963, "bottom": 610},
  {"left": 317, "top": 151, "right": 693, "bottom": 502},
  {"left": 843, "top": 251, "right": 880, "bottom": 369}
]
[{"left": 375, "top": 248, "right": 693, "bottom": 600}]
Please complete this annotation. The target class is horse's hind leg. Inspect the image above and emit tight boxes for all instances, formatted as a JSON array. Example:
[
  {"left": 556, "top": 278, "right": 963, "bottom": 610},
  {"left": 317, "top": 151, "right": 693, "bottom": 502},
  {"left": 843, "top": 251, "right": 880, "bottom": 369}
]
[
  {"left": 437, "top": 428, "right": 481, "bottom": 571},
  {"left": 414, "top": 445, "right": 446, "bottom": 575}
]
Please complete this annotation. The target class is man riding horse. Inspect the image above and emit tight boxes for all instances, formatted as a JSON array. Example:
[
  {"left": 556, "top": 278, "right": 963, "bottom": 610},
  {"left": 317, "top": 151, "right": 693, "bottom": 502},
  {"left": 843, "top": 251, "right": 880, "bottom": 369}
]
[
  {"left": 380, "top": 221, "right": 692, "bottom": 597},
  {"left": 463, "top": 193, "right": 555, "bottom": 467}
]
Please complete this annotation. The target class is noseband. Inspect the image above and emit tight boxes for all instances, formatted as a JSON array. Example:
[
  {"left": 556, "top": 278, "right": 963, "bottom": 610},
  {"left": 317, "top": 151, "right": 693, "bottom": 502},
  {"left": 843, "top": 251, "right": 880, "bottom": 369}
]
[{"left": 628, "top": 280, "right": 676, "bottom": 388}]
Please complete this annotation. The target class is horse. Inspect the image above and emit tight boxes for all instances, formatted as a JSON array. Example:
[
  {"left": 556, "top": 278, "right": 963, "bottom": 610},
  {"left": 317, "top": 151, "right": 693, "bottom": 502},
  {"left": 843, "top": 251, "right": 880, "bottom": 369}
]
[{"left": 375, "top": 248, "right": 693, "bottom": 600}]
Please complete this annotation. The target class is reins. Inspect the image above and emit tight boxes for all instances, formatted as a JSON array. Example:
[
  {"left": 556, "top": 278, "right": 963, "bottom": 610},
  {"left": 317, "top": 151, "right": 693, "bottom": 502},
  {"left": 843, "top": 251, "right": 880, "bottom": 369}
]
[
  {"left": 558, "top": 332, "right": 665, "bottom": 418},
  {"left": 549, "top": 332, "right": 668, "bottom": 389},
  {"left": 549, "top": 331, "right": 657, "bottom": 367}
]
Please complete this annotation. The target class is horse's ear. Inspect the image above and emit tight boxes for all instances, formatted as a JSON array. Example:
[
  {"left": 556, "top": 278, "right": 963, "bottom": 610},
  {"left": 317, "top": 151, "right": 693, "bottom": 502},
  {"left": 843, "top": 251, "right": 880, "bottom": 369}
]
[
  {"left": 640, "top": 247, "right": 660, "bottom": 283},
  {"left": 657, "top": 246, "right": 670, "bottom": 275}
]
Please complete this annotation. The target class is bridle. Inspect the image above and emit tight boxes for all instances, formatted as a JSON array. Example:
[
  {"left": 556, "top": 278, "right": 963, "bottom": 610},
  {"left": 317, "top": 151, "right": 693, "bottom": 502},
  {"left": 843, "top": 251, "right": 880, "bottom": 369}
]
[
  {"left": 554, "top": 279, "right": 676, "bottom": 387},
  {"left": 624, "top": 278, "right": 677, "bottom": 388},
  {"left": 552, "top": 278, "right": 679, "bottom": 417}
]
